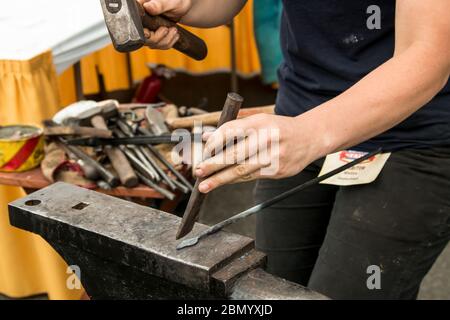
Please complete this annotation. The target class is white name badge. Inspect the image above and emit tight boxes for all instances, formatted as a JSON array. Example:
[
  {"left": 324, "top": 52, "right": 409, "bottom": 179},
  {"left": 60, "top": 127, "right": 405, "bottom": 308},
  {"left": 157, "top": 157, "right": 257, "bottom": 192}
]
[{"left": 319, "top": 150, "right": 391, "bottom": 186}]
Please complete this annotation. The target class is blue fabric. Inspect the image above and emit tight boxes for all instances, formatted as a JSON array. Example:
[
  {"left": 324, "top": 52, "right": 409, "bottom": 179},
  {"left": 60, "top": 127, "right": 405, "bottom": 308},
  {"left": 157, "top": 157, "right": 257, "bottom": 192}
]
[
  {"left": 276, "top": 0, "right": 450, "bottom": 151},
  {"left": 253, "top": 0, "right": 283, "bottom": 84}
]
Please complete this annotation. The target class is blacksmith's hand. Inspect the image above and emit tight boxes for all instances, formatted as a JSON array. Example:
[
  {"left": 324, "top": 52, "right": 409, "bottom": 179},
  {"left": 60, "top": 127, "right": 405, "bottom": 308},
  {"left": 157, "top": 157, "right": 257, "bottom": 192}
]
[
  {"left": 195, "top": 113, "right": 325, "bottom": 193},
  {"left": 137, "top": 0, "right": 192, "bottom": 49}
]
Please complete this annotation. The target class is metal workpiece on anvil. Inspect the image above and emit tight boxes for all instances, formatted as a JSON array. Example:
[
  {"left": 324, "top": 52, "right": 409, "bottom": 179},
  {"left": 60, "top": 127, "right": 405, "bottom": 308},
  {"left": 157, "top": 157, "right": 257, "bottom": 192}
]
[{"left": 8, "top": 183, "right": 328, "bottom": 300}]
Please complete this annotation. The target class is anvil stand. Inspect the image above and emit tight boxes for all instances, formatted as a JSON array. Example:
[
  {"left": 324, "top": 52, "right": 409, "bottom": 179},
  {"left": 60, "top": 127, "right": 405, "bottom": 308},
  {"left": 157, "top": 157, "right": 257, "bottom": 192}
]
[{"left": 8, "top": 182, "right": 328, "bottom": 300}]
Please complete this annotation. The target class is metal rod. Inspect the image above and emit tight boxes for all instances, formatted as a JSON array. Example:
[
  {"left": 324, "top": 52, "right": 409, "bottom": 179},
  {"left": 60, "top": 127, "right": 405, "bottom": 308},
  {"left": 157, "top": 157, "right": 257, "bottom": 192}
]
[
  {"left": 141, "top": 147, "right": 177, "bottom": 189},
  {"left": 138, "top": 127, "right": 194, "bottom": 191},
  {"left": 114, "top": 128, "right": 159, "bottom": 181},
  {"left": 133, "top": 146, "right": 160, "bottom": 181},
  {"left": 170, "top": 178, "right": 190, "bottom": 194},
  {"left": 136, "top": 172, "right": 176, "bottom": 201},
  {"left": 74, "top": 62, "right": 84, "bottom": 101},
  {"left": 125, "top": 52, "right": 134, "bottom": 89},
  {"left": 67, "top": 134, "right": 199, "bottom": 147},
  {"left": 116, "top": 119, "right": 178, "bottom": 189},
  {"left": 177, "top": 148, "right": 383, "bottom": 250},
  {"left": 119, "top": 143, "right": 158, "bottom": 182}
]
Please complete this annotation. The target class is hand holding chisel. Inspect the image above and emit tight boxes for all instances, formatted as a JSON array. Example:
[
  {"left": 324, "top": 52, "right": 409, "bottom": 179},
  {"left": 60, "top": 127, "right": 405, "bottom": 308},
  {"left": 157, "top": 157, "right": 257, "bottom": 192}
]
[{"left": 176, "top": 93, "right": 244, "bottom": 240}]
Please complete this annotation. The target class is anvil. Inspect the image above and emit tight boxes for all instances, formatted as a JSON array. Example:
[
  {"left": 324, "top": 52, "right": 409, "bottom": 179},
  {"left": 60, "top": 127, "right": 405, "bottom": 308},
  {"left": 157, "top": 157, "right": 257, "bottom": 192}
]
[{"left": 8, "top": 183, "right": 328, "bottom": 300}]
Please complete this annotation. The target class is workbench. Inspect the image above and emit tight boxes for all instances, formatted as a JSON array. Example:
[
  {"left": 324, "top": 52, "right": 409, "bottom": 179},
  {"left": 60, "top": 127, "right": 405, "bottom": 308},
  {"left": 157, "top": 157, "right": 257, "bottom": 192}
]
[
  {"left": 0, "top": 168, "right": 165, "bottom": 199},
  {"left": 0, "top": 166, "right": 190, "bottom": 217}
]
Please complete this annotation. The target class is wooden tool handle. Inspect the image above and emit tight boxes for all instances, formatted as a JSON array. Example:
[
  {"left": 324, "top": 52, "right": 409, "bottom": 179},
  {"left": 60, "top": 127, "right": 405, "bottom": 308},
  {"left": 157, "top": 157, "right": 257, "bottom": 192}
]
[
  {"left": 140, "top": 12, "right": 207, "bottom": 61},
  {"left": 90, "top": 115, "right": 138, "bottom": 188},
  {"left": 104, "top": 147, "right": 139, "bottom": 188},
  {"left": 166, "top": 105, "right": 275, "bottom": 129},
  {"left": 176, "top": 93, "right": 244, "bottom": 240},
  {"left": 90, "top": 115, "right": 109, "bottom": 131},
  {"left": 45, "top": 126, "right": 112, "bottom": 138}
]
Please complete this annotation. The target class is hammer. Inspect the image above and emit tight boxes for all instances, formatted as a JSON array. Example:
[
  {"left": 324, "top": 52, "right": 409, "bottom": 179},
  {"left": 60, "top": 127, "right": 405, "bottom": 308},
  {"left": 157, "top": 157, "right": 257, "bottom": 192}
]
[
  {"left": 100, "top": 0, "right": 208, "bottom": 61},
  {"left": 77, "top": 101, "right": 139, "bottom": 188}
]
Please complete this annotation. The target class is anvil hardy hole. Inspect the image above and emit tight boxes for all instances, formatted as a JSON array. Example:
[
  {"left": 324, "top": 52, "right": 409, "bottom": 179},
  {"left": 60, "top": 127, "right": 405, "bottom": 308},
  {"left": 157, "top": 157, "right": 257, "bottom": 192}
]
[
  {"left": 72, "top": 202, "right": 90, "bottom": 210},
  {"left": 25, "top": 200, "right": 41, "bottom": 206}
]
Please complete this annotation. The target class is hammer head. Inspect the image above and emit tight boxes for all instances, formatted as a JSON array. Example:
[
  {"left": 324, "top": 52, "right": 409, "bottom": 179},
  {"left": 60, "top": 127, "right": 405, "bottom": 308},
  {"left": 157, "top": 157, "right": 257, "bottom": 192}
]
[
  {"left": 100, "top": 0, "right": 146, "bottom": 52},
  {"left": 97, "top": 100, "right": 120, "bottom": 119},
  {"left": 146, "top": 107, "right": 170, "bottom": 136},
  {"left": 77, "top": 106, "right": 104, "bottom": 126},
  {"left": 77, "top": 100, "right": 120, "bottom": 125}
]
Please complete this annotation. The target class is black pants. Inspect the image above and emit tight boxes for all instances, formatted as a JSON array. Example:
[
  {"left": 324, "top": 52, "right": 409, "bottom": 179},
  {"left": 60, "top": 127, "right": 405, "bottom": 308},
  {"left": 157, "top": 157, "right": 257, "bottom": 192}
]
[{"left": 254, "top": 148, "right": 450, "bottom": 299}]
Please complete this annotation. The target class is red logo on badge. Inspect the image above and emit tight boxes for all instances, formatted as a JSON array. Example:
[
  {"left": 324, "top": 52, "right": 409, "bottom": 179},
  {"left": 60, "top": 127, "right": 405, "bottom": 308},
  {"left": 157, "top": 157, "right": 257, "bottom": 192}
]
[{"left": 339, "top": 151, "right": 375, "bottom": 164}]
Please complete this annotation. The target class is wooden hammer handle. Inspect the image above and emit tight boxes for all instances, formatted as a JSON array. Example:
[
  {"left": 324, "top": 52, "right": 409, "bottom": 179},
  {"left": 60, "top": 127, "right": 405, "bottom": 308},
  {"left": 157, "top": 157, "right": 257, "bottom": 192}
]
[
  {"left": 104, "top": 147, "right": 139, "bottom": 188},
  {"left": 140, "top": 11, "right": 207, "bottom": 61},
  {"left": 44, "top": 126, "right": 112, "bottom": 138},
  {"left": 176, "top": 93, "right": 244, "bottom": 240},
  {"left": 166, "top": 105, "right": 275, "bottom": 129},
  {"left": 90, "top": 115, "right": 109, "bottom": 131}
]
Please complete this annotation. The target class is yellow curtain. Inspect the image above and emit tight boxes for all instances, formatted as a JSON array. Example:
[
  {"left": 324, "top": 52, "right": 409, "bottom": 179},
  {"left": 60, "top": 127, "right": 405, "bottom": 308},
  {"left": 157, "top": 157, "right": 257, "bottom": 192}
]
[
  {"left": 0, "top": 51, "right": 83, "bottom": 299},
  {"left": 0, "top": 1, "right": 259, "bottom": 300}
]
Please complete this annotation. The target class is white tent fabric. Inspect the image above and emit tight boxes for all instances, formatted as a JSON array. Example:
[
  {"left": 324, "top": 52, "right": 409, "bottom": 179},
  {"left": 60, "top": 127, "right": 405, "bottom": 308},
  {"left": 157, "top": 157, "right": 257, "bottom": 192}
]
[{"left": 0, "top": 0, "right": 111, "bottom": 74}]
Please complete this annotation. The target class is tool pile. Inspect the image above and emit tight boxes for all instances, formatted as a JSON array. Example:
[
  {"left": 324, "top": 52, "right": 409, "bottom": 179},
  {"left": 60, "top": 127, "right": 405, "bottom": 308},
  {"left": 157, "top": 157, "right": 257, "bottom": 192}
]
[
  {"left": 42, "top": 100, "right": 194, "bottom": 200},
  {"left": 40, "top": 97, "right": 275, "bottom": 201}
]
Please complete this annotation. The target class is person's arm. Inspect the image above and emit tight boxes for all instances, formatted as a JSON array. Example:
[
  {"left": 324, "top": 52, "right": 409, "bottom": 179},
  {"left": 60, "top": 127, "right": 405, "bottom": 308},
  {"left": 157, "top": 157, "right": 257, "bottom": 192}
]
[
  {"left": 195, "top": 0, "right": 450, "bottom": 194},
  {"left": 137, "top": 0, "right": 246, "bottom": 49},
  {"left": 303, "top": 0, "right": 450, "bottom": 154}
]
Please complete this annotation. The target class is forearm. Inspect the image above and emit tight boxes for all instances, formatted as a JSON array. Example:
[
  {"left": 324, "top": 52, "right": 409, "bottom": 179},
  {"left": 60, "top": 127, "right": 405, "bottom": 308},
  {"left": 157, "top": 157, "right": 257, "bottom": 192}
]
[
  {"left": 181, "top": 0, "right": 247, "bottom": 27},
  {"left": 301, "top": 42, "right": 450, "bottom": 158}
]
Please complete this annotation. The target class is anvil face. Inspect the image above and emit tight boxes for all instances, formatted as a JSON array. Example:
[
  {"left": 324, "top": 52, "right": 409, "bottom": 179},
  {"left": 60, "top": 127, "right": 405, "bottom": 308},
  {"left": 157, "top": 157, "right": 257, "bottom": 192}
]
[{"left": 8, "top": 183, "right": 254, "bottom": 294}]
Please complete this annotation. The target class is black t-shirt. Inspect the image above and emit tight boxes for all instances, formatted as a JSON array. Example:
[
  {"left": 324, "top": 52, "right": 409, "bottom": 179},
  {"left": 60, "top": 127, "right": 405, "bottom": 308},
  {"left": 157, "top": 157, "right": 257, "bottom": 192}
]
[{"left": 276, "top": 0, "right": 450, "bottom": 151}]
